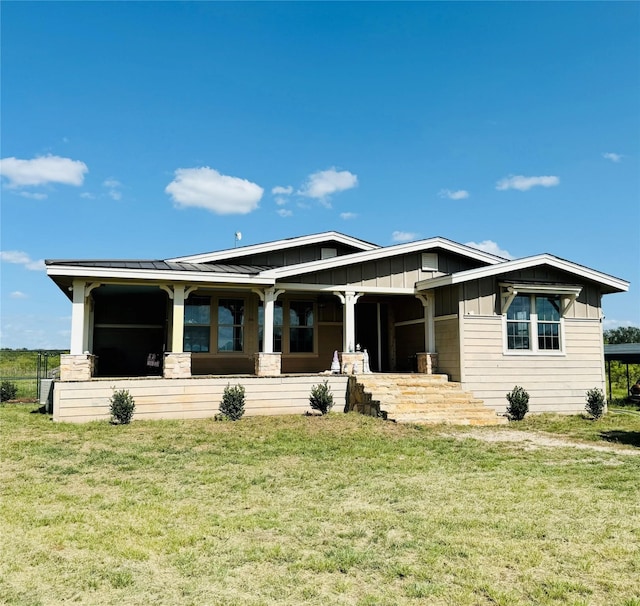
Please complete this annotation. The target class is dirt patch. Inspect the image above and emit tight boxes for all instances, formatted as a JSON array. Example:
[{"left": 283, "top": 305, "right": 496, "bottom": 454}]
[{"left": 443, "top": 429, "right": 640, "bottom": 456}]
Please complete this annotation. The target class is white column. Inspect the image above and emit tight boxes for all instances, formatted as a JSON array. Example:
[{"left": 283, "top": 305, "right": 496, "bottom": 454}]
[
  {"left": 70, "top": 280, "right": 86, "bottom": 355},
  {"left": 335, "top": 291, "right": 362, "bottom": 352},
  {"left": 172, "top": 285, "right": 185, "bottom": 353},
  {"left": 263, "top": 289, "right": 275, "bottom": 353},
  {"left": 416, "top": 293, "right": 435, "bottom": 352}
]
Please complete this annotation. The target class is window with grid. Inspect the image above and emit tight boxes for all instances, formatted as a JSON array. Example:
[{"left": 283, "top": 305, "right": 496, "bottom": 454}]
[
  {"left": 289, "top": 301, "right": 314, "bottom": 353},
  {"left": 506, "top": 295, "right": 531, "bottom": 350},
  {"left": 184, "top": 296, "right": 211, "bottom": 352},
  {"left": 506, "top": 294, "right": 562, "bottom": 352},
  {"left": 218, "top": 299, "right": 245, "bottom": 352},
  {"left": 536, "top": 295, "right": 561, "bottom": 350}
]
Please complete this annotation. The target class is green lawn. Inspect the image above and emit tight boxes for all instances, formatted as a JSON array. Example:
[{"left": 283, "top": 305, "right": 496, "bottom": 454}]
[{"left": 1, "top": 406, "right": 639, "bottom": 606}]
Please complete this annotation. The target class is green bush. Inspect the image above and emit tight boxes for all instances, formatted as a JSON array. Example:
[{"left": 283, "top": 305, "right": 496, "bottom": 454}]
[
  {"left": 219, "top": 384, "right": 245, "bottom": 421},
  {"left": 109, "top": 389, "right": 135, "bottom": 424},
  {"left": 1, "top": 381, "right": 18, "bottom": 402},
  {"left": 585, "top": 387, "right": 606, "bottom": 419},
  {"left": 506, "top": 385, "right": 529, "bottom": 421},
  {"left": 309, "top": 380, "right": 334, "bottom": 415}
]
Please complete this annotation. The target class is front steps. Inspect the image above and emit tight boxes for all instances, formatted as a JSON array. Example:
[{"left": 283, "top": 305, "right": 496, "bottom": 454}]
[{"left": 347, "top": 374, "right": 507, "bottom": 426}]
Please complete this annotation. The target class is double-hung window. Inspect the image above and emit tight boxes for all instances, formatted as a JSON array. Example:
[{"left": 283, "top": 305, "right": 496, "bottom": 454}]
[
  {"left": 503, "top": 286, "right": 576, "bottom": 354},
  {"left": 218, "top": 299, "right": 245, "bottom": 352},
  {"left": 184, "top": 296, "right": 211, "bottom": 352},
  {"left": 289, "top": 301, "right": 314, "bottom": 353}
]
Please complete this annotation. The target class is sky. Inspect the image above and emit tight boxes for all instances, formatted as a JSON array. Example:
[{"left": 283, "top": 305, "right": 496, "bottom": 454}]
[{"left": 1, "top": 1, "right": 639, "bottom": 350}]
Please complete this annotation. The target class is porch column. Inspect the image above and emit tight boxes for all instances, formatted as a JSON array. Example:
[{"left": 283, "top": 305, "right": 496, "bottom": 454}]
[
  {"left": 160, "top": 284, "right": 195, "bottom": 378},
  {"left": 70, "top": 280, "right": 100, "bottom": 354},
  {"left": 416, "top": 292, "right": 435, "bottom": 352},
  {"left": 172, "top": 285, "right": 185, "bottom": 353},
  {"left": 334, "top": 290, "right": 363, "bottom": 352},
  {"left": 253, "top": 287, "right": 283, "bottom": 376}
]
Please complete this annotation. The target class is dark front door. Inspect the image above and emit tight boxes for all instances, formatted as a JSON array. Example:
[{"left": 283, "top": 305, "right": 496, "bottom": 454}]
[{"left": 355, "top": 301, "right": 389, "bottom": 372}]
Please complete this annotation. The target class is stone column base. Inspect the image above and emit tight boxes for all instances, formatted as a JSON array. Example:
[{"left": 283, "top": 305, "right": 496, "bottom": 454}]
[
  {"left": 164, "top": 352, "right": 192, "bottom": 378},
  {"left": 417, "top": 352, "right": 438, "bottom": 374},
  {"left": 339, "top": 352, "right": 365, "bottom": 374},
  {"left": 60, "top": 354, "right": 97, "bottom": 381},
  {"left": 254, "top": 352, "right": 282, "bottom": 376}
]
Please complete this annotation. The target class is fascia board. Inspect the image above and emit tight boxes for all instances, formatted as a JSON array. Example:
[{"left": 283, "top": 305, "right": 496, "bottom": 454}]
[
  {"left": 416, "top": 255, "right": 629, "bottom": 292},
  {"left": 262, "top": 237, "right": 505, "bottom": 280},
  {"left": 46, "top": 265, "right": 276, "bottom": 286},
  {"left": 167, "top": 231, "right": 379, "bottom": 263},
  {"left": 275, "top": 282, "right": 415, "bottom": 295}
]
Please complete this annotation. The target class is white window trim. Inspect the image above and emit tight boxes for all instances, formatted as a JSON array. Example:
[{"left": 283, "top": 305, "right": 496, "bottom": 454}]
[{"left": 500, "top": 284, "right": 581, "bottom": 357}]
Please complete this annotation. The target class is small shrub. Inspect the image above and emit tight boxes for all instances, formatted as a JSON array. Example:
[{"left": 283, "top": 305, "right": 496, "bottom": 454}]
[
  {"left": 110, "top": 389, "right": 135, "bottom": 424},
  {"left": 506, "top": 385, "right": 529, "bottom": 421},
  {"left": 309, "top": 380, "right": 334, "bottom": 415},
  {"left": 0, "top": 381, "right": 18, "bottom": 402},
  {"left": 219, "top": 383, "right": 245, "bottom": 421},
  {"left": 585, "top": 387, "right": 606, "bottom": 419}
]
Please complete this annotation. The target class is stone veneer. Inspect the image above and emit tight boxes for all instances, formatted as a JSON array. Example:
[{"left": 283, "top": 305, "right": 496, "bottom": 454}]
[
  {"left": 163, "top": 352, "right": 192, "bottom": 378},
  {"left": 254, "top": 353, "right": 282, "bottom": 376},
  {"left": 339, "top": 352, "right": 365, "bottom": 374},
  {"left": 60, "top": 354, "right": 96, "bottom": 381},
  {"left": 417, "top": 352, "right": 438, "bottom": 374}
]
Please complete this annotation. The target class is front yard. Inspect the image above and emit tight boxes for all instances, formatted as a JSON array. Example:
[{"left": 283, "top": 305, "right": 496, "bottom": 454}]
[{"left": 1, "top": 406, "right": 639, "bottom": 605}]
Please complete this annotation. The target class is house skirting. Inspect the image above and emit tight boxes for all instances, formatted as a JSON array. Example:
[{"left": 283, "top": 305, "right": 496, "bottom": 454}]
[{"left": 52, "top": 375, "right": 349, "bottom": 423}]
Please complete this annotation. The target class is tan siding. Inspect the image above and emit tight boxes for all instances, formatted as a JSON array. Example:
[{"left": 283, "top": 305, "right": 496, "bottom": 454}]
[
  {"left": 461, "top": 316, "right": 605, "bottom": 414},
  {"left": 53, "top": 375, "right": 349, "bottom": 423},
  {"left": 434, "top": 317, "right": 460, "bottom": 381}
]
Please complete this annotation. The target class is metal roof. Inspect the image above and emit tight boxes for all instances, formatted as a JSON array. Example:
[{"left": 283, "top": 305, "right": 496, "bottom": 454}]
[
  {"left": 45, "top": 260, "right": 273, "bottom": 275},
  {"left": 604, "top": 343, "right": 640, "bottom": 364}
]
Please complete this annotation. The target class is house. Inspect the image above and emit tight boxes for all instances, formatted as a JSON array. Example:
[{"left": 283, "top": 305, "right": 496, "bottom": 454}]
[{"left": 46, "top": 231, "right": 628, "bottom": 422}]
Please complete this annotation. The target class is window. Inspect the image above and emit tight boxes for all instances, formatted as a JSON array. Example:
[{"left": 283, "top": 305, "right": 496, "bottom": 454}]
[
  {"left": 218, "top": 299, "right": 245, "bottom": 352},
  {"left": 258, "top": 300, "right": 283, "bottom": 352},
  {"left": 536, "top": 295, "right": 561, "bottom": 350},
  {"left": 184, "top": 296, "right": 211, "bottom": 352},
  {"left": 289, "top": 301, "right": 314, "bottom": 353},
  {"left": 506, "top": 294, "right": 562, "bottom": 352}
]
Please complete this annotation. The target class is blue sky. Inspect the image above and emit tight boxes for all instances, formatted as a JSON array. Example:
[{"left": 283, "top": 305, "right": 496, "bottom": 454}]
[{"left": 1, "top": 1, "right": 638, "bottom": 349}]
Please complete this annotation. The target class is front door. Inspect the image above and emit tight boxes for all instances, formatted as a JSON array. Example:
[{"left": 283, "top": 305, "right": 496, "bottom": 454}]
[{"left": 355, "top": 301, "right": 389, "bottom": 372}]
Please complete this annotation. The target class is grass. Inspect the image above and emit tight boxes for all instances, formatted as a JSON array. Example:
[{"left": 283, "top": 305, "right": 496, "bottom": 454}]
[{"left": 1, "top": 406, "right": 639, "bottom": 606}]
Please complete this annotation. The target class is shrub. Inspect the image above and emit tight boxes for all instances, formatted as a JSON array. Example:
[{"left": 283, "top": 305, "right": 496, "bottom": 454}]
[
  {"left": 585, "top": 387, "right": 606, "bottom": 419},
  {"left": 506, "top": 385, "right": 529, "bottom": 421},
  {"left": 219, "top": 384, "right": 245, "bottom": 421},
  {"left": 309, "top": 380, "right": 334, "bottom": 415},
  {"left": 0, "top": 381, "right": 18, "bottom": 402},
  {"left": 109, "top": 389, "right": 135, "bottom": 424}
]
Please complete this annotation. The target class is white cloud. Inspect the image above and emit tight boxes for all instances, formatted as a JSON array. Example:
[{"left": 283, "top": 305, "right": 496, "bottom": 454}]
[
  {"left": 165, "top": 167, "right": 263, "bottom": 215},
  {"left": 108, "top": 190, "right": 122, "bottom": 201},
  {"left": 80, "top": 192, "right": 95, "bottom": 200},
  {"left": 10, "top": 291, "right": 28, "bottom": 299},
  {"left": 103, "top": 178, "right": 122, "bottom": 188},
  {"left": 602, "top": 152, "right": 623, "bottom": 163},
  {"left": 0, "top": 154, "right": 88, "bottom": 188},
  {"left": 392, "top": 231, "right": 419, "bottom": 243},
  {"left": 275, "top": 197, "right": 288, "bottom": 206},
  {"left": 277, "top": 208, "right": 293, "bottom": 217},
  {"left": 0, "top": 250, "right": 46, "bottom": 271},
  {"left": 439, "top": 189, "right": 469, "bottom": 200},
  {"left": 272, "top": 185, "right": 293, "bottom": 195},
  {"left": 18, "top": 191, "right": 48, "bottom": 200},
  {"left": 299, "top": 168, "right": 358, "bottom": 203},
  {"left": 102, "top": 177, "right": 123, "bottom": 201},
  {"left": 340, "top": 212, "right": 358, "bottom": 220},
  {"left": 465, "top": 240, "right": 513, "bottom": 259},
  {"left": 495, "top": 175, "right": 559, "bottom": 191}
]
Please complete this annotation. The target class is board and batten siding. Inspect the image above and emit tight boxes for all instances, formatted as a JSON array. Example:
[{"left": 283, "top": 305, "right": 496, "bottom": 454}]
[
  {"left": 460, "top": 315, "right": 605, "bottom": 414},
  {"left": 434, "top": 316, "right": 461, "bottom": 382},
  {"left": 53, "top": 375, "right": 349, "bottom": 423}
]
